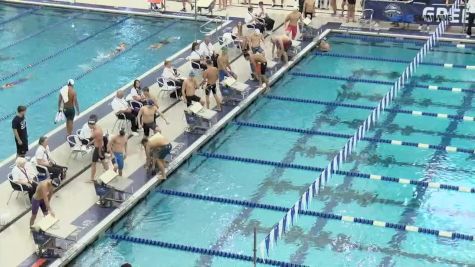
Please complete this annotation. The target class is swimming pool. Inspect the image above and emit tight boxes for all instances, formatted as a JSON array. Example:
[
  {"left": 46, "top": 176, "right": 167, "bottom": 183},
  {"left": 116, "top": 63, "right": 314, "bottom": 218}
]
[
  {"left": 72, "top": 33, "right": 475, "bottom": 266},
  {"left": 0, "top": 3, "right": 202, "bottom": 160}
]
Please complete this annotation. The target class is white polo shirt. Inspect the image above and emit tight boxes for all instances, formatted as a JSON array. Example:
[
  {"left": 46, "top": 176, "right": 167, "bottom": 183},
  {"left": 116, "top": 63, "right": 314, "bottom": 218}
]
[
  {"left": 188, "top": 50, "right": 202, "bottom": 61},
  {"left": 79, "top": 123, "right": 92, "bottom": 140},
  {"left": 162, "top": 67, "right": 176, "bottom": 79},
  {"left": 35, "top": 145, "right": 51, "bottom": 163},
  {"left": 199, "top": 41, "right": 214, "bottom": 58},
  {"left": 11, "top": 163, "right": 36, "bottom": 183},
  {"left": 111, "top": 97, "right": 129, "bottom": 113},
  {"left": 125, "top": 88, "right": 142, "bottom": 101},
  {"left": 245, "top": 12, "right": 254, "bottom": 24},
  {"left": 467, "top": 0, "right": 475, "bottom": 13}
]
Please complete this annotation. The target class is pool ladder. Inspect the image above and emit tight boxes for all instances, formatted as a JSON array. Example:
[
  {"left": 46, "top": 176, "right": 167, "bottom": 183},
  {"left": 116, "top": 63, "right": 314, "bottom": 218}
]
[{"left": 199, "top": 15, "right": 226, "bottom": 35}]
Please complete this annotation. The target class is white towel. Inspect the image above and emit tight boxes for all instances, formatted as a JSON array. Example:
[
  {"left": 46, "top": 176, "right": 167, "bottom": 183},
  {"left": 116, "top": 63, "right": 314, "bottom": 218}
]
[{"left": 60, "top": 86, "right": 69, "bottom": 103}]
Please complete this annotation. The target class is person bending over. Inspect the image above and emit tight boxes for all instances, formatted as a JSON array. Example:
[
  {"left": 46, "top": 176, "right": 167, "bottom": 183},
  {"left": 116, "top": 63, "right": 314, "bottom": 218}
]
[
  {"left": 217, "top": 47, "right": 237, "bottom": 83},
  {"left": 89, "top": 117, "right": 109, "bottom": 182},
  {"left": 244, "top": 52, "right": 269, "bottom": 91},
  {"left": 141, "top": 133, "right": 172, "bottom": 180},
  {"left": 30, "top": 178, "right": 60, "bottom": 227},
  {"left": 271, "top": 34, "right": 292, "bottom": 63}
]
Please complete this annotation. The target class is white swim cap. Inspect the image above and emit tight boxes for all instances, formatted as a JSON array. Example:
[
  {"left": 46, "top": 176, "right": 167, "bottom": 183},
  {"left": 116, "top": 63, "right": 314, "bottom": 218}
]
[
  {"left": 255, "top": 29, "right": 261, "bottom": 34},
  {"left": 68, "top": 79, "right": 75, "bottom": 86}
]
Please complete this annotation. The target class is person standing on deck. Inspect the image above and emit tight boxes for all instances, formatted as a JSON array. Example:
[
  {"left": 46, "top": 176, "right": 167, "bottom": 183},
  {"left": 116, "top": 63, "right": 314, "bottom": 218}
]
[
  {"left": 12, "top": 105, "right": 28, "bottom": 157},
  {"left": 58, "top": 79, "right": 79, "bottom": 136},
  {"left": 89, "top": 117, "right": 109, "bottom": 182},
  {"left": 109, "top": 128, "right": 127, "bottom": 176},
  {"left": 466, "top": 0, "right": 475, "bottom": 38},
  {"left": 284, "top": 8, "right": 302, "bottom": 40}
]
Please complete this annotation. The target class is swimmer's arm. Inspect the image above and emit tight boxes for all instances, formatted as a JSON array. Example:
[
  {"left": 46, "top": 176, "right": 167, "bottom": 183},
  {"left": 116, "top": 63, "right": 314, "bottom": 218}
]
[
  {"left": 43, "top": 187, "right": 54, "bottom": 215},
  {"left": 181, "top": 83, "right": 186, "bottom": 100},
  {"left": 158, "top": 111, "right": 169, "bottom": 124},
  {"left": 74, "top": 93, "right": 80, "bottom": 114}
]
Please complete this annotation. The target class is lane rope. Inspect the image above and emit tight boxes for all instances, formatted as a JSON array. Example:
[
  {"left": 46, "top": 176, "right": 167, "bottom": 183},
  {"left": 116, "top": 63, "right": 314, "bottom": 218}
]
[
  {"left": 290, "top": 72, "right": 475, "bottom": 94},
  {"left": 315, "top": 52, "right": 475, "bottom": 70},
  {"left": 265, "top": 95, "right": 475, "bottom": 122},
  {"left": 0, "top": 7, "right": 39, "bottom": 26},
  {"left": 157, "top": 189, "right": 475, "bottom": 241},
  {"left": 233, "top": 121, "right": 475, "bottom": 154},
  {"left": 0, "top": 20, "right": 179, "bottom": 122},
  {"left": 109, "top": 234, "right": 308, "bottom": 267},
  {"left": 197, "top": 152, "right": 475, "bottom": 194},
  {"left": 0, "top": 17, "right": 130, "bottom": 82}
]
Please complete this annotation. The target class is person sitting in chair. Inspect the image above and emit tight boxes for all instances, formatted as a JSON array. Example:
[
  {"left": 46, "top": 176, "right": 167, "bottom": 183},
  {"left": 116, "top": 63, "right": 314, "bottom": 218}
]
[
  {"left": 111, "top": 90, "right": 139, "bottom": 136},
  {"left": 11, "top": 157, "right": 37, "bottom": 200},
  {"left": 35, "top": 136, "right": 68, "bottom": 181},
  {"left": 188, "top": 42, "right": 207, "bottom": 70}
]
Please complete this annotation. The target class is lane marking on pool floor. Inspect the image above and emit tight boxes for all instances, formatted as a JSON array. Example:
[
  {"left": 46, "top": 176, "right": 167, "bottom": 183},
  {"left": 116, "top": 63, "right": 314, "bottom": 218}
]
[
  {"left": 265, "top": 95, "right": 475, "bottom": 123},
  {"left": 109, "top": 233, "right": 308, "bottom": 267},
  {"left": 233, "top": 121, "right": 475, "bottom": 155},
  {"left": 330, "top": 33, "right": 475, "bottom": 49},
  {"left": 314, "top": 52, "right": 475, "bottom": 70},
  {"left": 197, "top": 152, "right": 475, "bottom": 194},
  {"left": 0, "top": 16, "right": 130, "bottom": 82},
  {"left": 157, "top": 189, "right": 475, "bottom": 242},
  {"left": 0, "top": 6, "right": 39, "bottom": 26},
  {"left": 0, "top": 19, "right": 179, "bottom": 122},
  {"left": 289, "top": 72, "right": 475, "bottom": 95},
  {"left": 0, "top": 13, "right": 83, "bottom": 51}
]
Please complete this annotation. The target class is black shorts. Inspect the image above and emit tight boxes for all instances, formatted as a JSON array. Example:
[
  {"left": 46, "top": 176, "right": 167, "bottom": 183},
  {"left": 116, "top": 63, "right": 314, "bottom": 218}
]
[
  {"left": 92, "top": 147, "right": 105, "bottom": 163},
  {"left": 305, "top": 12, "right": 313, "bottom": 19},
  {"left": 63, "top": 107, "right": 75, "bottom": 121},
  {"left": 259, "top": 62, "right": 267, "bottom": 75},
  {"left": 186, "top": 95, "right": 201, "bottom": 106},
  {"left": 151, "top": 143, "right": 172, "bottom": 160},
  {"left": 15, "top": 138, "right": 28, "bottom": 156},
  {"left": 348, "top": 0, "right": 355, "bottom": 4},
  {"left": 205, "top": 84, "right": 217, "bottom": 96},
  {"left": 143, "top": 121, "right": 157, "bottom": 137}
]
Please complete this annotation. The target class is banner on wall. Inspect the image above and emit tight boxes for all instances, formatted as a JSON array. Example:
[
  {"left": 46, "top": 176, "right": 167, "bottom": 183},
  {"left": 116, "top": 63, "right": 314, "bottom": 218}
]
[{"left": 364, "top": 0, "right": 467, "bottom": 25}]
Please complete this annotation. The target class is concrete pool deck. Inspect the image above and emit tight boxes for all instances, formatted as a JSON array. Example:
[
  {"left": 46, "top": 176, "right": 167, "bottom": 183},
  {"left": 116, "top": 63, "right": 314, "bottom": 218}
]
[{"left": 0, "top": 0, "right": 474, "bottom": 266}]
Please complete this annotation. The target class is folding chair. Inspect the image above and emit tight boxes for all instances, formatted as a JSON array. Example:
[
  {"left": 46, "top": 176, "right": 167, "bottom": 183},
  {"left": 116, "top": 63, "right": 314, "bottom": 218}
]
[
  {"left": 157, "top": 77, "right": 179, "bottom": 98},
  {"left": 6, "top": 173, "right": 30, "bottom": 207}
]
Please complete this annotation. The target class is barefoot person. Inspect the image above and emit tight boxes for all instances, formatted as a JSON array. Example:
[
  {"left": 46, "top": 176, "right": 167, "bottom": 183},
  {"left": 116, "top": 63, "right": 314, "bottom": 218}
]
[
  {"left": 244, "top": 51, "right": 269, "bottom": 90},
  {"left": 271, "top": 34, "right": 292, "bottom": 63},
  {"left": 109, "top": 128, "right": 127, "bottom": 176},
  {"left": 138, "top": 100, "right": 167, "bottom": 137},
  {"left": 30, "top": 178, "right": 60, "bottom": 227},
  {"left": 89, "top": 117, "right": 109, "bottom": 181},
  {"left": 284, "top": 8, "right": 302, "bottom": 40},
  {"left": 217, "top": 47, "right": 237, "bottom": 83},
  {"left": 182, "top": 71, "right": 205, "bottom": 107},
  {"left": 58, "top": 79, "right": 79, "bottom": 136},
  {"left": 142, "top": 133, "right": 172, "bottom": 180},
  {"left": 201, "top": 60, "right": 222, "bottom": 111}
]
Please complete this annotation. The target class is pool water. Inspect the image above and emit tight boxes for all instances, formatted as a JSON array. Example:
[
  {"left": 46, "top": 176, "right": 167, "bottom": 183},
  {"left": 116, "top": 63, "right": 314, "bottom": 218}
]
[
  {"left": 73, "top": 34, "right": 475, "bottom": 266},
  {"left": 0, "top": 3, "right": 202, "bottom": 160}
]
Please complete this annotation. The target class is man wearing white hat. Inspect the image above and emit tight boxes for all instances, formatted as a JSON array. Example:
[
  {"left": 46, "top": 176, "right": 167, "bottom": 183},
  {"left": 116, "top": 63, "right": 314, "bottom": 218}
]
[{"left": 58, "top": 79, "right": 80, "bottom": 136}]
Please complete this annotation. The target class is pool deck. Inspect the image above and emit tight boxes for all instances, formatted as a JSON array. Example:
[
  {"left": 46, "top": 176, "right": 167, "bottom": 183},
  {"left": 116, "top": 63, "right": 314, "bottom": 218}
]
[{"left": 1, "top": 1, "right": 475, "bottom": 266}]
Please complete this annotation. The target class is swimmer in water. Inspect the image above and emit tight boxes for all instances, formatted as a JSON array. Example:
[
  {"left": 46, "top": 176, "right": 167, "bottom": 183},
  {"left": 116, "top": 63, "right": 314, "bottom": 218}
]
[
  {"left": 0, "top": 55, "right": 14, "bottom": 61},
  {"left": 149, "top": 36, "right": 180, "bottom": 50},
  {"left": 1, "top": 77, "right": 28, "bottom": 89},
  {"left": 115, "top": 42, "right": 127, "bottom": 53}
]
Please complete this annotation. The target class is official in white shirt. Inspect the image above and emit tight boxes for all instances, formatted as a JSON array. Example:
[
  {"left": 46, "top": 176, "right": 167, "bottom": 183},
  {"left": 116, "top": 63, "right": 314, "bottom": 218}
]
[
  {"left": 125, "top": 79, "right": 146, "bottom": 103},
  {"left": 198, "top": 37, "right": 215, "bottom": 59},
  {"left": 162, "top": 60, "right": 185, "bottom": 98},
  {"left": 111, "top": 90, "right": 139, "bottom": 134},
  {"left": 35, "top": 136, "right": 68, "bottom": 180},
  {"left": 245, "top": 6, "right": 265, "bottom": 33},
  {"left": 188, "top": 42, "right": 206, "bottom": 70},
  {"left": 11, "top": 157, "right": 37, "bottom": 200}
]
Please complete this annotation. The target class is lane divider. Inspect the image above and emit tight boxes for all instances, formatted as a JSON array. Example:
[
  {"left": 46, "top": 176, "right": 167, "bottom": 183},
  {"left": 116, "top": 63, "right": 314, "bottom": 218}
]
[
  {"left": 0, "top": 13, "right": 83, "bottom": 51},
  {"left": 0, "top": 20, "right": 178, "bottom": 122},
  {"left": 290, "top": 72, "right": 475, "bottom": 94},
  {"left": 157, "top": 189, "right": 475, "bottom": 241},
  {"left": 109, "top": 234, "right": 307, "bottom": 267},
  {"left": 315, "top": 52, "right": 475, "bottom": 70},
  {"left": 197, "top": 152, "right": 475, "bottom": 194},
  {"left": 0, "top": 17, "right": 130, "bottom": 82},
  {"left": 0, "top": 7, "right": 39, "bottom": 26},
  {"left": 233, "top": 121, "right": 475, "bottom": 154},
  {"left": 330, "top": 33, "right": 475, "bottom": 49},
  {"left": 265, "top": 95, "right": 475, "bottom": 122}
]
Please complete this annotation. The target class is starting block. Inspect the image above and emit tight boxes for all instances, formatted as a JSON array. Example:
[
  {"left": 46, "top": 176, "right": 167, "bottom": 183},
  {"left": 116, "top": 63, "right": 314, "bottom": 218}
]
[
  {"left": 221, "top": 77, "right": 250, "bottom": 105},
  {"left": 185, "top": 102, "right": 218, "bottom": 134},
  {"left": 94, "top": 170, "right": 132, "bottom": 207}
]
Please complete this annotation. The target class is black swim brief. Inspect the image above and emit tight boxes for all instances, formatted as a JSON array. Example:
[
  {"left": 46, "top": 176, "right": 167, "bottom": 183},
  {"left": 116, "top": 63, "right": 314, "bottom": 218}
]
[
  {"left": 92, "top": 147, "right": 105, "bottom": 163},
  {"left": 63, "top": 107, "right": 75, "bottom": 121},
  {"left": 205, "top": 84, "right": 217, "bottom": 96},
  {"left": 150, "top": 143, "right": 172, "bottom": 160},
  {"left": 186, "top": 95, "right": 201, "bottom": 106}
]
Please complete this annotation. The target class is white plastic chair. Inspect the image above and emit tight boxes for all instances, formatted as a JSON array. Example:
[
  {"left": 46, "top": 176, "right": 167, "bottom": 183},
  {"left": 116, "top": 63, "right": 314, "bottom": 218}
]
[
  {"left": 111, "top": 112, "right": 132, "bottom": 135},
  {"left": 66, "top": 135, "right": 93, "bottom": 161},
  {"left": 157, "top": 77, "right": 179, "bottom": 98}
]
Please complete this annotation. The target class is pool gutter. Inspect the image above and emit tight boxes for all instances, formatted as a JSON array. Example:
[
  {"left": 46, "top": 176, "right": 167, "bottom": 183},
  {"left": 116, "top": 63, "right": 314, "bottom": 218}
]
[
  {"left": 0, "top": 0, "right": 220, "bottom": 22},
  {"left": 332, "top": 28, "right": 475, "bottom": 44},
  {"left": 49, "top": 28, "right": 331, "bottom": 267}
]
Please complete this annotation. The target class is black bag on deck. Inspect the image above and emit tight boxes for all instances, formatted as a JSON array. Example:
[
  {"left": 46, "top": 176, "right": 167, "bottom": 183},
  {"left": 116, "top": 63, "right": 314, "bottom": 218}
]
[{"left": 264, "top": 16, "right": 275, "bottom": 31}]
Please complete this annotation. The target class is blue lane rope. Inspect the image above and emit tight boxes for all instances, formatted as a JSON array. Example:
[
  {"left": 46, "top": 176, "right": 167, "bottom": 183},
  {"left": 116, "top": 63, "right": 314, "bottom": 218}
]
[
  {"left": 330, "top": 33, "right": 475, "bottom": 49},
  {"left": 0, "top": 13, "right": 82, "bottom": 52},
  {"left": 109, "top": 234, "right": 308, "bottom": 267},
  {"left": 0, "top": 20, "right": 178, "bottom": 123},
  {"left": 0, "top": 17, "right": 130, "bottom": 82},
  {"left": 233, "top": 121, "right": 475, "bottom": 154},
  {"left": 197, "top": 152, "right": 475, "bottom": 194},
  {"left": 0, "top": 7, "right": 39, "bottom": 26},
  {"left": 315, "top": 52, "right": 475, "bottom": 70},
  {"left": 290, "top": 72, "right": 475, "bottom": 94},
  {"left": 265, "top": 95, "right": 475, "bottom": 122},
  {"left": 157, "top": 189, "right": 475, "bottom": 241}
]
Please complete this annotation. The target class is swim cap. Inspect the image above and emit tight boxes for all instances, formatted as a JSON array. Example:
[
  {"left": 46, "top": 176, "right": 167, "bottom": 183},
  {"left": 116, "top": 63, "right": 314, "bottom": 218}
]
[
  {"left": 68, "top": 79, "right": 75, "bottom": 86},
  {"left": 146, "top": 99, "right": 154, "bottom": 106},
  {"left": 51, "top": 178, "right": 61, "bottom": 188}
]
